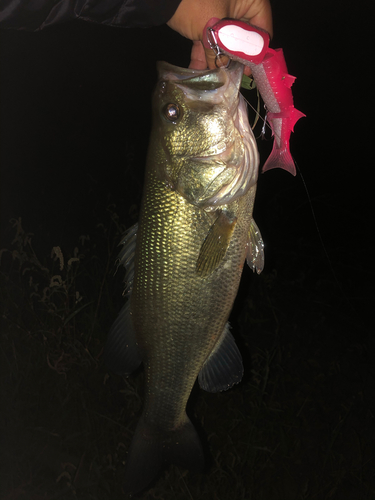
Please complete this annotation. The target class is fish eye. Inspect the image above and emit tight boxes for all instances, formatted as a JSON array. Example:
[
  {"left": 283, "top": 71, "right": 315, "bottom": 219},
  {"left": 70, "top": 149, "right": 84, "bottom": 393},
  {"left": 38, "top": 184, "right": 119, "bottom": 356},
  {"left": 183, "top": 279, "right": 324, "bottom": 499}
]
[{"left": 163, "top": 103, "right": 180, "bottom": 122}]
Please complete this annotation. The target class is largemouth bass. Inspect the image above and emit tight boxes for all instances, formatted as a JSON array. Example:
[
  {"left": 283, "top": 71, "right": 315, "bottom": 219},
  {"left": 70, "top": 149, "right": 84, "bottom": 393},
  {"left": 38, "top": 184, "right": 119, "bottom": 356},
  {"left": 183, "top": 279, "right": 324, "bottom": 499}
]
[{"left": 105, "top": 60, "right": 264, "bottom": 495}]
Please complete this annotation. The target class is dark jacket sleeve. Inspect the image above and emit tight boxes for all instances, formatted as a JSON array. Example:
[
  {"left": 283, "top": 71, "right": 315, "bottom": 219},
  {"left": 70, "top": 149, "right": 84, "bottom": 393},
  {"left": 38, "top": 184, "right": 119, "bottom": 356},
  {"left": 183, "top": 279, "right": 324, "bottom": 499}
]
[{"left": 0, "top": 0, "right": 182, "bottom": 31}]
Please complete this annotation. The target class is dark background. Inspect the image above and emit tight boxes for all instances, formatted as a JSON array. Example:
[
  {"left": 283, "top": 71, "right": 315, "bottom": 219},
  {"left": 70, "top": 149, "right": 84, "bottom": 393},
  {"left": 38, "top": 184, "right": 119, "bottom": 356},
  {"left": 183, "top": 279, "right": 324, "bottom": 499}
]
[
  {"left": 1, "top": 1, "right": 374, "bottom": 498},
  {"left": 1, "top": 1, "right": 373, "bottom": 281}
]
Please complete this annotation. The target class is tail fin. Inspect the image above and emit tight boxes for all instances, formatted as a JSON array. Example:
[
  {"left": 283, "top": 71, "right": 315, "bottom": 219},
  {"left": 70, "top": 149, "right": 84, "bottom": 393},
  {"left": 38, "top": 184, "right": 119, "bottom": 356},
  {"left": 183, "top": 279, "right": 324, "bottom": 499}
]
[
  {"left": 262, "top": 143, "right": 296, "bottom": 176},
  {"left": 123, "top": 415, "right": 204, "bottom": 496},
  {"left": 263, "top": 107, "right": 305, "bottom": 176}
]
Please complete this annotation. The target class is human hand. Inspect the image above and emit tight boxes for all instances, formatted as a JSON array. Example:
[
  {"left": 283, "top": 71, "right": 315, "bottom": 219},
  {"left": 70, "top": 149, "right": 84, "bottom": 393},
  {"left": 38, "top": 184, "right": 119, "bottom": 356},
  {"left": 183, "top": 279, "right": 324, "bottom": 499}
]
[{"left": 167, "top": 0, "right": 273, "bottom": 75}]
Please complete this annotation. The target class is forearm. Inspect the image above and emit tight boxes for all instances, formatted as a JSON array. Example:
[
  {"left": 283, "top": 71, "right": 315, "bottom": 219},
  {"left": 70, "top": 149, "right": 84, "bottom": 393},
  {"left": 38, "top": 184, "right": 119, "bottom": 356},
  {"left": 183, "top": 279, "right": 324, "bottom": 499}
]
[{"left": 0, "top": 0, "right": 182, "bottom": 31}]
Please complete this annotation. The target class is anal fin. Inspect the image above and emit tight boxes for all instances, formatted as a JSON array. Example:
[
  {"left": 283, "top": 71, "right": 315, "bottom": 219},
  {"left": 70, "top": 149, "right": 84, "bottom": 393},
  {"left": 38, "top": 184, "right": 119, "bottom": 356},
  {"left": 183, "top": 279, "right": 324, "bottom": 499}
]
[{"left": 198, "top": 323, "right": 243, "bottom": 392}]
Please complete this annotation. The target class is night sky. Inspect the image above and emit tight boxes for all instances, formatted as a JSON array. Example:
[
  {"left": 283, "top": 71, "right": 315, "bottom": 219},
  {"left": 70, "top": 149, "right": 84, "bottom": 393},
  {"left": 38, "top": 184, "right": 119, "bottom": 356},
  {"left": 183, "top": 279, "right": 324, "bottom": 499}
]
[
  {"left": 1, "top": 1, "right": 374, "bottom": 497},
  {"left": 1, "top": 0, "right": 373, "bottom": 379},
  {"left": 2, "top": 1, "right": 373, "bottom": 312},
  {"left": 1, "top": 2, "right": 373, "bottom": 270}
]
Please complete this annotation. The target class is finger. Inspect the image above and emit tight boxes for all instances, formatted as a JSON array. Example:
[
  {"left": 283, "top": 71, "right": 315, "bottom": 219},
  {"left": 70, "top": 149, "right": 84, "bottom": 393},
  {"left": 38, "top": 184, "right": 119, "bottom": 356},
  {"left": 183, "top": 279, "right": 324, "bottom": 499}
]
[
  {"left": 189, "top": 41, "right": 208, "bottom": 69},
  {"left": 204, "top": 46, "right": 217, "bottom": 69},
  {"left": 243, "top": 65, "right": 252, "bottom": 76},
  {"left": 243, "top": 1, "right": 273, "bottom": 39}
]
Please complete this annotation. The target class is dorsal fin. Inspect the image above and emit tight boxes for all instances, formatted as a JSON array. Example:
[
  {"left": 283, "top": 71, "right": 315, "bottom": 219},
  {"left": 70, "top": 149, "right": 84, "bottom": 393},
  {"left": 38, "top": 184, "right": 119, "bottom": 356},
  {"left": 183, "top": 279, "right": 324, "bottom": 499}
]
[
  {"left": 116, "top": 222, "right": 138, "bottom": 296},
  {"left": 104, "top": 300, "right": 142, "bottom": 376},
  {"left": 104, "top": 223, "right": 141, "bottom": 376}
]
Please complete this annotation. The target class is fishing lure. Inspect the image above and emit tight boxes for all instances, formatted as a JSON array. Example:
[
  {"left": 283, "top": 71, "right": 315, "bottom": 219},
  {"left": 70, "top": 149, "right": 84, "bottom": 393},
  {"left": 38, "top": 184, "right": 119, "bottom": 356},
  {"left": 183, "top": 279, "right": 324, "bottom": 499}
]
[{"left": 203, "top": 18, "right": 305, "bottom": 175}]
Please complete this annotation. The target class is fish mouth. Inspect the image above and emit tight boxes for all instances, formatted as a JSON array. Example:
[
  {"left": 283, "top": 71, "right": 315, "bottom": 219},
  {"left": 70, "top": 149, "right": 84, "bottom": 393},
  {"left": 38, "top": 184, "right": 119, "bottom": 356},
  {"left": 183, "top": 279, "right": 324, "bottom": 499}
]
[
  {"left": 157, "top": 61, "right": 244, "bottom": 105},
  {"left": 157, "top": 61, "right": 242, "bottom": 84}
]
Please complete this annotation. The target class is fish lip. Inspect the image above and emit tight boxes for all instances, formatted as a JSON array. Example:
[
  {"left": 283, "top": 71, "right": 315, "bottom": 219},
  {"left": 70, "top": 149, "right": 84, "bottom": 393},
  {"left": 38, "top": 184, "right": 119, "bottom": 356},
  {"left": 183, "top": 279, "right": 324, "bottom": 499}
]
[{"left": 157, "top": 61, "right": 242, "bottom": 80}]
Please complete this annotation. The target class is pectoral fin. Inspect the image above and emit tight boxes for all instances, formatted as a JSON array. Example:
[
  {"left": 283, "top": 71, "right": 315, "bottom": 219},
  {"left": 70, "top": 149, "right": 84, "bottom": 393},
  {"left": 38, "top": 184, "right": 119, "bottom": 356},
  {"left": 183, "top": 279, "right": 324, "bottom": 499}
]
[
  {"left": 196, "top": 211, "right": 237, "bottom": 277},
  {"left": 198, "top": 323, "right": 244, "bottom": 392},
  {"left": 246, "top": 218, "right": 264, "bottom": 274}
]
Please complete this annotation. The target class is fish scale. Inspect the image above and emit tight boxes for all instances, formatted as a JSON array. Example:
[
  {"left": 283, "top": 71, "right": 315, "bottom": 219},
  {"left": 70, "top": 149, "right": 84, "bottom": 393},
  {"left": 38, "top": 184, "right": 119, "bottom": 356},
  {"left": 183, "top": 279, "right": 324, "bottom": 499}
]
[
  {"left": 104, "top": 61, "right": 264, "bottom": 496},
  {"left": 133, "top": 172, "right": 248, "bottom": 425}
]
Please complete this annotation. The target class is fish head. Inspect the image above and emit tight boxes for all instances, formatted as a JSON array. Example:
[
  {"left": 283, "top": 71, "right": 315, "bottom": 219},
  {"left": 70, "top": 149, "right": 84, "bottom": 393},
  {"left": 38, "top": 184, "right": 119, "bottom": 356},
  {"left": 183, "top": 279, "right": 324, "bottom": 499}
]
[{"left": 151, "top": 62, "right": 259, "bottom": 208}]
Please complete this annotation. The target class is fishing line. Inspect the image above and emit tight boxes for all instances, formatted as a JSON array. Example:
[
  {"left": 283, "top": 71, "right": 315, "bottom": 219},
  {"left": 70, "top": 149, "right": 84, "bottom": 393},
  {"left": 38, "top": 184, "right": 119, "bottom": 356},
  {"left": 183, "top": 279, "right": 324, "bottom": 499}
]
[
  {"left": 241, "top": 80, "right": 352, "bottom": 310},
  {"left": 294, "top": 159, "right": 353, "bottom": 310},
  {"left": 240, "top": 84, "right": 270, "bottom": 136}
]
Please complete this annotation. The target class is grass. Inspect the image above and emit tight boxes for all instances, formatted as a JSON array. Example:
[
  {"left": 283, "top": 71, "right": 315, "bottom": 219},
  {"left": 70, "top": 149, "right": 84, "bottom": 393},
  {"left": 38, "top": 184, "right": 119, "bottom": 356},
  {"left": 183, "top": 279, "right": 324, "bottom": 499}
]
[{"left": 0, "top": 202, "right": 374, "bottom": 500}]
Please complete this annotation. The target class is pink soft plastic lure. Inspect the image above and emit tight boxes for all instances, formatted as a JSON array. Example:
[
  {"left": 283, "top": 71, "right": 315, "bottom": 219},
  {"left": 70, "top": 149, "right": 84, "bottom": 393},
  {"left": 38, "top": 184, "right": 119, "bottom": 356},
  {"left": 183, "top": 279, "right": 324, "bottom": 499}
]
[{"left": 203, "top": 18, "right": 305, "bottom": 176}]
